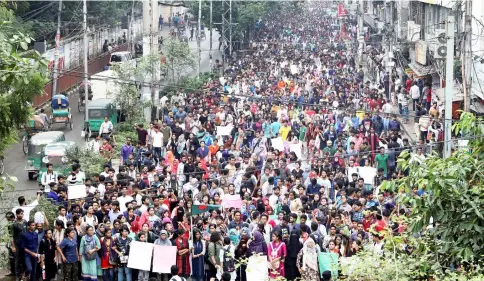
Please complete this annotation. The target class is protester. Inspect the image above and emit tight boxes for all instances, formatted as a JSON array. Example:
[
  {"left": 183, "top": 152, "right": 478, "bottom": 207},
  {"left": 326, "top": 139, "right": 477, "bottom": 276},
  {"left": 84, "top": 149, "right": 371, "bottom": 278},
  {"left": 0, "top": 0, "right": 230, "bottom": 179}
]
[{"left": 5, "top": 2, "right": 446, "bottom": 281}]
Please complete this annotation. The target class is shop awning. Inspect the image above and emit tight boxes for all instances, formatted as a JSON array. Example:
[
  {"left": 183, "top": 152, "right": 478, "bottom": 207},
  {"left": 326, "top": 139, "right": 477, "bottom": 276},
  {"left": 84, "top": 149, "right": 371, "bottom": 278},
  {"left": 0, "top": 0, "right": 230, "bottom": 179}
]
[{"left": 406, "top": 62, "right": 437, "bottom": 78}]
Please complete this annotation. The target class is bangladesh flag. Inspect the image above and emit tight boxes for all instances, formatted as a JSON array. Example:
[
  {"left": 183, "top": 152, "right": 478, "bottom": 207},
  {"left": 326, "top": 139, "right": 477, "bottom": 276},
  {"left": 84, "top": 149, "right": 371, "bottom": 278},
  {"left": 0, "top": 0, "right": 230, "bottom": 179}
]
[{"left": 191, "top": 204, "right": 221, "bottom": 215}]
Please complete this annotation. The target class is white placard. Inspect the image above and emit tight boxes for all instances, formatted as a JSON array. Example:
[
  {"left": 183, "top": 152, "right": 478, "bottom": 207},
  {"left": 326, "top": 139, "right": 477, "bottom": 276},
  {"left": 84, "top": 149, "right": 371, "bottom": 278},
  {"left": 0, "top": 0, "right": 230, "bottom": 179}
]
[
  {"left": 67, "top": 184, "right": 87, "bottom": 200},
  {"left": 271, "top": 137, "right": 284, "bottom": 151},
  {"left": 358, "top": 166, "right": 377, "bottom": 185},
  {"left": 289, "top": 143, "right": 302, "bottom": 159},
  {"left": 246, "top": 255, "right": 269, "bottom": 280},
  {"left": 216, "top": 125, "right": 233, "bottom": 136},
  {"left": 127, "top": 241, "right": 153, "bottom": 271},
  {"left": 346, "top": 167, "right": 359, "bottom": 181},
  {"left": 152, "top": 245, "right": 177, "bottom": 273}
]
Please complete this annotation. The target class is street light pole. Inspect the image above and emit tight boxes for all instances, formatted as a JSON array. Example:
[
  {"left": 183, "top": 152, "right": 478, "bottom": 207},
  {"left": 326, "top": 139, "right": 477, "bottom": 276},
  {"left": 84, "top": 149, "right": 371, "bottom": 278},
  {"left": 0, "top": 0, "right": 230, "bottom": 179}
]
[
  {"left": 209, "top": 0, "right": 213, "bottom": 71},
  {"left": 52, "top": 0, "right": 62, "bottom": 98},
  {"left": 444, "top": 16, "right": 455, "bottom": 159},
  {"left": 197, "top": 0, "right": 202, "bottom": 77},
  {"left": 83, "top": 0, "right": 89, "bottom": 122}
]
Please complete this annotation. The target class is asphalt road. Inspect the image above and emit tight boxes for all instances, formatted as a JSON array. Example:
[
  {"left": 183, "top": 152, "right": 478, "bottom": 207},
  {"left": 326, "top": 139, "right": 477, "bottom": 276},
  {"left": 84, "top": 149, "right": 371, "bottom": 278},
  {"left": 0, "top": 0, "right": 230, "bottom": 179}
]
[{"left": 1, "top": 30, "right": 220, "bottom": 201}]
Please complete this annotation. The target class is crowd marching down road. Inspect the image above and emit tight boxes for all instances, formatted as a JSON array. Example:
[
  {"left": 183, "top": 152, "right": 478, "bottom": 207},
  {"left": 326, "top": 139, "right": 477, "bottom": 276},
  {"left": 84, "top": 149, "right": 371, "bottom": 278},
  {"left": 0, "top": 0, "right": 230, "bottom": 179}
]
[{"left": 4, "top": 2, "right": 454, "bottom": 281}]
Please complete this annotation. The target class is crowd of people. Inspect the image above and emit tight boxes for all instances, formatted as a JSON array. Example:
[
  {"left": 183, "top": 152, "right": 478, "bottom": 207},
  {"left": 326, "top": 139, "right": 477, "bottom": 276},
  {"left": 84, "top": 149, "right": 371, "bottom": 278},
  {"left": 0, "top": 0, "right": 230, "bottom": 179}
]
[{"left": 7, "top": 2, "right": 445, "bottom": 281}]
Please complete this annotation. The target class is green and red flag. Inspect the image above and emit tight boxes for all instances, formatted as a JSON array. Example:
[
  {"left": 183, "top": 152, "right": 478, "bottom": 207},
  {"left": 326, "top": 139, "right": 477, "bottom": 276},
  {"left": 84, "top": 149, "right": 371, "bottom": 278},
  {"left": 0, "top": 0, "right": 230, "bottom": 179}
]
[{"left": 191, "top": 204, "right": 221, "bottom": 215}]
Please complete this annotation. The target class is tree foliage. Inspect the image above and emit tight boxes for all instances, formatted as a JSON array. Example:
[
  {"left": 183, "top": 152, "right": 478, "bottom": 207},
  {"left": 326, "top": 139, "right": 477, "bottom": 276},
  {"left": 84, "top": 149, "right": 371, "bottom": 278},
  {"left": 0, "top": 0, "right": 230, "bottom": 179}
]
[
  {"left": 11, "top": 1, "right": 139, "bottom": 41},
  {"left": 110, "top": 55, "right": 157, "bottom": 125},
  {"left": 0, "top": 5, "right": 48, "bottom": 155},
  {"left": 162, "top": 38, "right": 197, "bottom": 84},
  {"left": 352, "top": 112, "right": 484, "bottom": 280}
]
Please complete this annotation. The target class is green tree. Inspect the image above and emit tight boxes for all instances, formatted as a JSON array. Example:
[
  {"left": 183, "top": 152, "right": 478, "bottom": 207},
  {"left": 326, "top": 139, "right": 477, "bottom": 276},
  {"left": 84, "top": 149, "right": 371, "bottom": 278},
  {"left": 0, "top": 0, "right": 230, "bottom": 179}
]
[
  {"left": 110, "top": 54, "right": 157, "bottom": 125},
  {"left": 0, "top": 5, "right": 48, "bottom": 155},
  {"left": 163, "top": 38, "right": 197, "bottom": 84}
]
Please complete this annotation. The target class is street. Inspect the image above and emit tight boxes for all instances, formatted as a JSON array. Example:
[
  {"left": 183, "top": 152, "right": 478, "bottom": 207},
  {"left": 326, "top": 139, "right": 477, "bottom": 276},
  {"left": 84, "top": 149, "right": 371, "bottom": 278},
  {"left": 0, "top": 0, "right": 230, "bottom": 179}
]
[{"left": 1, "top": 29, "right": 220, "bottom": 201}]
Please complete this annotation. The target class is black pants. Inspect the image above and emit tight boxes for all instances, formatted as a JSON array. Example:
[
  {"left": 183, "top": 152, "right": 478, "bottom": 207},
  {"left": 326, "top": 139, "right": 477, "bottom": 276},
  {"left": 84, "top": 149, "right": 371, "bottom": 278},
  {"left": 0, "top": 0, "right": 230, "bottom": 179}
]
[
  {"left": 63, "top": 262, "right": 79, "bottom": 281},
  {"left": 14, "top": 243, "right": 24, "bottom": 279}
]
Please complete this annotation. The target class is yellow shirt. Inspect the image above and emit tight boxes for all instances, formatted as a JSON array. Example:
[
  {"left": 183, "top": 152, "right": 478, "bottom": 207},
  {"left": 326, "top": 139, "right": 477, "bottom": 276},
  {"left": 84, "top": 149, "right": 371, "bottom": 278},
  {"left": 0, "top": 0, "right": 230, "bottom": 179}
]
[{"left": 279, "top": 126, "right": 292, "bottom": 141}]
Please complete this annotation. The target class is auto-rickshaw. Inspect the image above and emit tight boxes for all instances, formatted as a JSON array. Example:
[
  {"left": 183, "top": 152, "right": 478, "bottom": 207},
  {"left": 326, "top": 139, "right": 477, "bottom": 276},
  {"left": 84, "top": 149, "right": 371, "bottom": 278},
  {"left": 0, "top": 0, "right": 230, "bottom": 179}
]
[
  {"left": 25, "top": 131, "right": 65, "bottom": 180},
  {"left": 22, "top": 115, "right": 48, "bottom": 154},
  {"left": 38, "top": 141, "right": 77, "bottom": 184},
  {"left": 83, "top": 98, "right": 118, "bottom": 141},
  {"left": 51, "top": 94, "right": 73, "bottom": 130}
]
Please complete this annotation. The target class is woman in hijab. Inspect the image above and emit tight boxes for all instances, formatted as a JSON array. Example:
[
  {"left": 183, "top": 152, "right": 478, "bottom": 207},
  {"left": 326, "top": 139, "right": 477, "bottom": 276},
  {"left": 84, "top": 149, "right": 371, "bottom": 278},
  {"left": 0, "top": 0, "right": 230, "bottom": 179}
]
[
  {"left": 39, "top": 229, "right": 57, "bottom": 281},
  {"left": 95, "top": 223, "right": 106, "bottom": 239},
  {"left": 228, "top": 229, "right": 240, "bottom": 247},
  {"left": 176, "top": 134, "right": 186, "bottom": 158},
  {"left": 296, "top": 238, "right": 320, "bottom": 281},
  {"left": 99, "top": 228, "right": 115, "bottom": 281},
  {"left": 79, "top": 225, "right": 101, "bottom": 281},
  {"left": 247, "top": 230, "right": 267, "bottom": 256},
  {"left": 235, "top": 232, "right": 249, "bottom": 281},
  {"left": 285, "top": 229, "right": 302, "bottom": 281}
]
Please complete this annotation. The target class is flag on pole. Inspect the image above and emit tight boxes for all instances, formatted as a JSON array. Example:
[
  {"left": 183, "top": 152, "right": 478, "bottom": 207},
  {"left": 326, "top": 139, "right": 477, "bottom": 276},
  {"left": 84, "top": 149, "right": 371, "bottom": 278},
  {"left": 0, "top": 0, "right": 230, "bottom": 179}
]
[{"left": 191, "top": 204, "right": 221, "bottom": 215}]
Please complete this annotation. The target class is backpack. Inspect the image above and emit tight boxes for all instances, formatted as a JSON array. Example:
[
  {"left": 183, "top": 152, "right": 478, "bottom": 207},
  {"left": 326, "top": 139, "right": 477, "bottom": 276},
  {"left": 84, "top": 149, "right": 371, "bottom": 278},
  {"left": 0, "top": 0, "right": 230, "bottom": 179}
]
[
  {"left": 83, "top": 215, "right": 98, "bottom": 225},
  {"left": 222, "top": 245, "right": 235, "bottom": 272}
]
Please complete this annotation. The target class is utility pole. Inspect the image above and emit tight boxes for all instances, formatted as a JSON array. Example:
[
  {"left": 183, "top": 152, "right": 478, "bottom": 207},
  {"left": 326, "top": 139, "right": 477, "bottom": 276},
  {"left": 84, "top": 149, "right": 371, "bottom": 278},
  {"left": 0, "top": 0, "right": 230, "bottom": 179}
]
[
  {"left": 83, "top": 0, "right": 89, "bottom": 122},
  {"left": 52, "top": 0, "right": 62, "bottom": 98},
  {"left": 229, "top": 0, "right": 232, "bottom": 56},
  {"left": 129, "top": 0, "right": 135, "bottom": 55},
  {"left": 197, "top": 0, "right": 202, "bottom": 77},
  {"left": 142, "top": 0, "right": 152, "bottom": 122},
  {"left": 463, "top": 0, "right": 472, "bottom": 111},
  {"left": 357, "top": 0, "right": 364, "bottom": 66},
  {"left": 151, "top": 0, "right": 160, "bottom": 120},
  {"left": 444, "top": 16, "right": 455, "bottom": 159},
  {"left": 209, "top": 0, "right": 213, "bottom": 71}
]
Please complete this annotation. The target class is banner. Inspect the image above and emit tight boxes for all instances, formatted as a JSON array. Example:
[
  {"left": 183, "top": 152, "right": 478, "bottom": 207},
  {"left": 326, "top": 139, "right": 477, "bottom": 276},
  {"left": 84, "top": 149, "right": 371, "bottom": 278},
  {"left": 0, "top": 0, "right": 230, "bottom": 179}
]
[
  {"left": 127, "top": 241, "right": 153, "bottom": 271},
  {"left": 289, "top": 142, "right": 302, "bottom": 159},
  {"left": 358, "top": 166, "right": 377, "bottom": 185},
  {"left": 271, "top": 137, "right": 284, "bottom": 151},
  {"left": 246, "top": 255, "right": 268, "bottom": 280},
  {"left": 222, "top": 194, "right": 243, "bottom": 209},
  {"left": 337, "top": 3, "right": 348, "bottom": 17},
  {"left": 216, "top": 125, "right": 233, "bottom": 136},
  {"left": 152, "top": 245, "right": 177, "bottom": 273},
  {"left": 67, "top": 184, "right": 87, "bottom": 200},
  {"left": 318, "top": 252, "right": 338, "bottom": 278}
]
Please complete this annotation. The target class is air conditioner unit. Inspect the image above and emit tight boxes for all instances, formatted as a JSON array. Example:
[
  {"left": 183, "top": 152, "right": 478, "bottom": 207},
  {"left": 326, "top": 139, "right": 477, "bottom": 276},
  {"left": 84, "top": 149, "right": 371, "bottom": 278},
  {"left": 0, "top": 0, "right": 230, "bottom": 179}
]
[
  {"left": 434, "top": 44, "right": 447, "bottom": 59},
  {"left": 433, "top": 29, "right": 447, "bottom": 59}
]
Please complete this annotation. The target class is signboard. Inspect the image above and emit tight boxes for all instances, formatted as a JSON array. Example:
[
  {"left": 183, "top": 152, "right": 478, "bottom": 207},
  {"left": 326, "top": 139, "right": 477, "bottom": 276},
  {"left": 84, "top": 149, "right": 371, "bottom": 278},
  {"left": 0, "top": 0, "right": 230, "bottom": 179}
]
[
  {"left": 337, "top": 3, "right": 348, "bottom": 17},
  {"left": 415, "top": 40, "right": 427, "bottom": 65}
]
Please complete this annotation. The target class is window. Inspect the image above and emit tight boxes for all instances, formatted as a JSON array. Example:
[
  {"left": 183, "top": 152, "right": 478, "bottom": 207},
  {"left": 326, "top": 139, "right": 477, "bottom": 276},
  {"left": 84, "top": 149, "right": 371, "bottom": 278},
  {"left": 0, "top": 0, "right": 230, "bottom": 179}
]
[
  {"left": 88, "top": 109, "right": 108, "bottom": 119},
  {"left": 110, "top": 54, "right": 125, "bottom": 63}
]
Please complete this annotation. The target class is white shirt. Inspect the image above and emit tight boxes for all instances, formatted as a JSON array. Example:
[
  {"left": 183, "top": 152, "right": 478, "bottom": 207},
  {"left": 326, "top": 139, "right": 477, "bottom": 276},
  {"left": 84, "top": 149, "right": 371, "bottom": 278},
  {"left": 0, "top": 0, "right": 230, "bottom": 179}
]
[
  {"left": 159, "top": 96, "right": 169, "bottom": 106},
  {"left": 117, "top": 195, "right": 134, "bottom": 212},
  {"left": 41, "top": 171, "right": 58, "bottom": 188},
  {"left": 410, "top": 85, "right": 420, "bottom": 99},
  {"left": 382, "top": 103, "right": 392, "bottom": 114},
  {"left": 152, "top": 131, "right": 164, "bottom": 148},
  {"left": 99, "top": 121, "right": 113, "bottom": 135}
]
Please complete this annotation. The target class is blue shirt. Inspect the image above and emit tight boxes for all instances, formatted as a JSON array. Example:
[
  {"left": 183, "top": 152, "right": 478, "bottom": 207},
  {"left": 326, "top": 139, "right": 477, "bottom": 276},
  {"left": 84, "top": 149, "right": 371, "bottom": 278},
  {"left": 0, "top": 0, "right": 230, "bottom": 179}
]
[
  {"left": 47, "top": 191, "right": 59, "bottom": 202},
  {"left": 21, "top": 230, "right": 39, "bottom": 254},
  {"left": 270, "top": 122, "right": 281, "bottom": 137},
  {"left": 59, "top": 238, "right": 78, "bottom": 264}
]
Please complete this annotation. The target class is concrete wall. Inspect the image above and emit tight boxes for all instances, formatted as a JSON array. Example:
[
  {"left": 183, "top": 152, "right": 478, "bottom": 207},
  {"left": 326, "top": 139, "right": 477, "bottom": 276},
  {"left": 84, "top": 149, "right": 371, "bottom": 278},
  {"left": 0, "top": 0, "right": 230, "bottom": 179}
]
[{"left": 35, "top": 44, "right": 128, "bottom": 107}]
